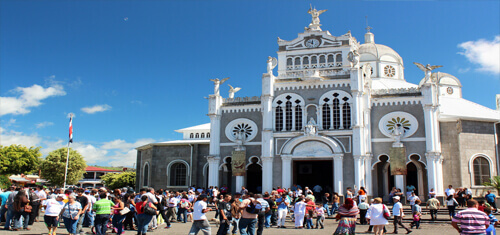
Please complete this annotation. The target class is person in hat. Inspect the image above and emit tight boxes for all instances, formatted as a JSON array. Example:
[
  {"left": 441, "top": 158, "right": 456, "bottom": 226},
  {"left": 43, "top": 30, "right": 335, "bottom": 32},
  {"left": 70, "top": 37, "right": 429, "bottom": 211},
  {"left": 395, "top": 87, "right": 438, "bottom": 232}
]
[
  {"left": 392, "top": 196, "right": 412, "bottom": 234},
  {"left": 189, "top": 194, "right": 211, "bottom": 235},
  {"left": 43, "top": 194, "right": 65, "bottom": 235}
]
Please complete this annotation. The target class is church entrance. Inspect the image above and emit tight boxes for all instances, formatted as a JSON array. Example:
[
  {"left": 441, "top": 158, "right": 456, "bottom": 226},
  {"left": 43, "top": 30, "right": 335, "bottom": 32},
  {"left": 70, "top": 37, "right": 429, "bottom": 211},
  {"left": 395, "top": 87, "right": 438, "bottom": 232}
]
[
  {"left": 246, "top": 157, "right": 262, "bottom": 193},
  {"left": 406, "top": 162, "right": 418, "bottom": 195},
  {"left": 293, "top": 160, "right": 333, "bottom": 194}
]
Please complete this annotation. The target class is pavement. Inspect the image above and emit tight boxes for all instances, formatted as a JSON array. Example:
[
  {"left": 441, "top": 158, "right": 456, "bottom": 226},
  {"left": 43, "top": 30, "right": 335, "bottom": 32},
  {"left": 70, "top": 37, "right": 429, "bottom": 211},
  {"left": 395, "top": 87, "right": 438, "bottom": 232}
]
[{"left": 2, "top": 209, "right": 487, "bottom": 235}]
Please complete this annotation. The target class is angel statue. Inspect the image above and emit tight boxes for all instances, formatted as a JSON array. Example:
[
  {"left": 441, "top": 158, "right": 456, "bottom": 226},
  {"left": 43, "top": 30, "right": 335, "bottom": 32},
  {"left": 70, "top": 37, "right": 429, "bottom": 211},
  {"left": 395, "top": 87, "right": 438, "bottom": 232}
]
[
  {"left": 210, "top": 77, "right": 229, "bottom": 96},
  {"left": 307, "top": 7, "right": 327, "bottom": 30},
  {"left": 347, "top": 50, "right": 360, "bottom": 67},
  {"left": 267, "top": 56, "right": 277, "bottom": 75},
  {"left": 228, "top": 85, "right": 241, "bottom": 99},
  {"left": 391, "top": 123, "right": 404, "bottom": 147},
  {"left": 413, "top": 62, "right": 443, "bottom": 83}
]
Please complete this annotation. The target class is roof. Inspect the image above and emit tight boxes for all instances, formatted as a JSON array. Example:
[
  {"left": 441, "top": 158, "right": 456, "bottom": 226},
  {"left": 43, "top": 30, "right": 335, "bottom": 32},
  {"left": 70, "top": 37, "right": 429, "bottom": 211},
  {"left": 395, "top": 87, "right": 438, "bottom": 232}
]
[
  {"left": 359, "top": 42, "right": 403, "bottom": 65},
  {"left": 9, "top": 176, "right": 30, "bottom": 182},
  {"left": 85, "top": 166, "right": 121, "bottom": 172},
  {"left": 439, "top": 97, "right": 500, "bottom": 122},
  {"left": 371, "top": 78, "right": 419, "bottom": 90},
  {"left": 136, "top": 139, "right": 210, "bottom": 150},
  {"left": 175, "top": 123, "right": 210, "bottom": 133}
]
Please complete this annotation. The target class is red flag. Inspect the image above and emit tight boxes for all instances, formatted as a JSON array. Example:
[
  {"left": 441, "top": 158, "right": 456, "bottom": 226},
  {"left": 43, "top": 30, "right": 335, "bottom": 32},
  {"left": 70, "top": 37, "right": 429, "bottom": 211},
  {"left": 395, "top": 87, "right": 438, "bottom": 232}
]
[{"left": 69, "top": 116, "right": 73, "bottom": 143}]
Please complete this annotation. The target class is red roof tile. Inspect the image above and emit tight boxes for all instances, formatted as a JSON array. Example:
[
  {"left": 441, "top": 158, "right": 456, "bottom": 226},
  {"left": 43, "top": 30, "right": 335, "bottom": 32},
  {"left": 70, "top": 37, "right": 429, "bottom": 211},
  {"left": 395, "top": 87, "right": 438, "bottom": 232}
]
[{"left": 85, "top": 166, "right": 121, "bottom": 172}]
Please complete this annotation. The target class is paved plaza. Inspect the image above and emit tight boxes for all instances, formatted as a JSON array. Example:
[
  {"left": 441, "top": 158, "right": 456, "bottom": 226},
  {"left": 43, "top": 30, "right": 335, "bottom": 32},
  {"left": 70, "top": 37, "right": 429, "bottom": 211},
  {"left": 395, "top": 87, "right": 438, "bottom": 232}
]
[{"left": 3, "top": 210, "right": 487, "bottom": 235}]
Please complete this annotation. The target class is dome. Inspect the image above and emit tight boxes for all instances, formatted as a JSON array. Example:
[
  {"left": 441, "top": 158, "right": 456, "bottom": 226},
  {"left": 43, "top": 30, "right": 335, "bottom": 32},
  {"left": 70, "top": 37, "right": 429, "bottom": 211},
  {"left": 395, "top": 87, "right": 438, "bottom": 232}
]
[
  {"left": 359, "top": 43, "right": 403, "bottom": 65},
  {"left": 418, "top": 72, "right": 462, "bottom": 87}
]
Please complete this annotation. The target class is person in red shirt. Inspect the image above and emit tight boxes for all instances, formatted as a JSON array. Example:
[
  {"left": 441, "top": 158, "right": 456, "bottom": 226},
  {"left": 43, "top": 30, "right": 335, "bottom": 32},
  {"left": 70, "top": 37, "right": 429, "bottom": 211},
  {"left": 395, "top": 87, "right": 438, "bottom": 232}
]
[{"left": 276, "top": 187, "right": 285, "bottom": 194}]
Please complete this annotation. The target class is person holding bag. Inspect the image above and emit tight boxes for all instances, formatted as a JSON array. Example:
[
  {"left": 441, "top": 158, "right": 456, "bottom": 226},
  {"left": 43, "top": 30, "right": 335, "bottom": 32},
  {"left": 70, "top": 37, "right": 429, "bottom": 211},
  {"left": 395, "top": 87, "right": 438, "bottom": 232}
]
[
  {"left": 136, "top": 195, "right": 157, "bottom": 235},
  {"left": 59, "top": 194, "right": 82, "bottom": 235},
  {"left": 365, "top": 197, "right": 390, "bottom": 235},
  {"left": 12, "top": 190, "right": 30, "bottom": 231},
  {"left": 111, "top": 196, "right": 126, "bottom": 235}
]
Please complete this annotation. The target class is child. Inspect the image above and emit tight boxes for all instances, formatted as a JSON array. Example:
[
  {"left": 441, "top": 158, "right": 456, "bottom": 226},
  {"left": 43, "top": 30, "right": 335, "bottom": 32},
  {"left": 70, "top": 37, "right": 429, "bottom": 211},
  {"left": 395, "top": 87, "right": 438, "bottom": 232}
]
[
  {"left": 484, "top": 207, "right": 500, "bottom": 235},
  {"left": 410, "top": 199, "right": 422, "bottom": 229},
  {"left": 305, "top": 208, "right": 314, "bottom": 229},
  {"left": 294, "top": 198, "right": 306, "bottom": 229},
  {"left": 315, "top": 204, "right": 325, "bottom": 229}
]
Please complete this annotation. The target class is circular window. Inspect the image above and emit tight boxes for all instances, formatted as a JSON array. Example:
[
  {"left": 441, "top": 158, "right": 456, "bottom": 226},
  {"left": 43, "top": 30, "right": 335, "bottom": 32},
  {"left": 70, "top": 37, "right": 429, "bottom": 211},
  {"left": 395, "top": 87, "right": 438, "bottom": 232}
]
[
  {"left": 225, "top": 118, "right": 258, "bottom": 142},
  {"left": 378, "top": 111, "right": 418, "bottom": 138},
  {"left": 384, "top": 65, "right": 396, "bottom": 77},
  {"left": 447, "top": 87, "right": 454, "bottom": 94}
]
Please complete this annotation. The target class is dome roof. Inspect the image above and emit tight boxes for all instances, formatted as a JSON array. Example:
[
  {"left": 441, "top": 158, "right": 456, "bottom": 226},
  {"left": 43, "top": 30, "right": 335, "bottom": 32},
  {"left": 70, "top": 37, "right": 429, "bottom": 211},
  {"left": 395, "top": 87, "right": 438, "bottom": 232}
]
[
  {"left": 359, "top": 43, "right": 403, "bottom": 65},
  {"left": 418, "top": 72, "right": 462, "bottom": 87}
]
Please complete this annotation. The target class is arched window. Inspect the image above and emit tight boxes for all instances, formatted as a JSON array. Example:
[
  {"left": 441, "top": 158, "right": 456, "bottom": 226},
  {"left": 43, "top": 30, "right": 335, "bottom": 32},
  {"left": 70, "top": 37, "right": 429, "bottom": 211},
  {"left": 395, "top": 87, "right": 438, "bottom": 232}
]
[
  {"left": 189, "top": 133, "right": 193, "bottom": 139},
  {"left": 319, "top": 55, "right": 325, "bottom": 63},
  {"left": 287, "top": 58, "right": 292, "bottom": 65},
  {"left": 285, "top": 100, "right": 293, "bottom": 131},
  {"left": 170, "top": 163, "right": 187, "bottom": 186},
  {"left": 143, "top": 163, "right": 149, "bottom": 186},
  {"left": 327, "top": 54, "right": 334, "bottom": 63},
  {"left": 295, "top": 102, "right": 302, "bottom": 130},
  {"left": 322, "top": 102, "right": 331, "bottom": 129},
  {"left": 332, "top": 97, "right": 340, "bottom": 129},
  {"left": 201, "top": 133, "right": 205, "bottom": 138},
  {"left": 473, "top": 157, "right": 491, "bottom": 185},
  {"left": 342, "top": 102, "right": 351, "bottom": 129},
  {"left": 195, "top": 133, "right": 199, "bottom": 138},
  {"left": 207, "top": 132, "right": 210, "bottom": 138},
  {"left": 294, "top": 57, "right": 301, "bottom": 67},
  {"left": 303, "top": 57, "right": 309, "bottom": 67},
  {"left": 336, "top": 54, "right": 342, "bottom": 64},
  {"left": 275, "top": 106, "right": 283, "bottom": 131}
]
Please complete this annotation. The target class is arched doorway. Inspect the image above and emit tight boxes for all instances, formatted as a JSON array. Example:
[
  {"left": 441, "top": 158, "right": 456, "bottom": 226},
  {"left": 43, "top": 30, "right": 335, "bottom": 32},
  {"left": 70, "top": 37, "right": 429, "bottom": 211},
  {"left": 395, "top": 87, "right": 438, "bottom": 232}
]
[
  {"left": 246, "top": 157, "right": 262, "bottom": 193},
  {"left": 406, "top": 162, "right": 418, "bottom": 195},
  {"left": 374, "top": 155, "right": 394, "bottom": 199},
  {"left": 219, "top": 157, "right": 233, "bottom": 193},
  {"left": 406, "top": 155, "right": 427, "bottom": 198}
]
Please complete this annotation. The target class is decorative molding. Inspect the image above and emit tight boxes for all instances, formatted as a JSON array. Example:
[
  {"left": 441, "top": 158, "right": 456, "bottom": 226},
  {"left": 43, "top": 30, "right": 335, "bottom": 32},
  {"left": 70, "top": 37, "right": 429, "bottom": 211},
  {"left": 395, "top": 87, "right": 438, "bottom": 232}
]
[
  {"left": 274, "top": 80, "right": 351, "bottom": 91},
  {"left": 225, "top": 118, "right": 258, "bottom": 142},
  {"left": 468, "top": 153, "right": 494, "bottom": 186},
  {"left": 378, "top": 111, "right": 419, "bottom": 138},
  {"left": 222, "top": 105, "right": 261, "bottom": 113},
  {"left": 245, "top": 156, "right": 262, "bottom": 169},
  {"left": 371, "top": 98, "right": 422, "bottom": 106},
  {"left": 371, "top": 137, "right": 426, "bottom": 142},
  {"left": 372, "top": 87, "right": 421, "bottom": 96},
  {"left": 220, "top": 142, "right": 262, "bottom": 146},
  {"left": 223, "top": 96, "right": 261, "bottom": 104},
  {"left": 281, "top": 135, "right": 344, "bottom": 155}
]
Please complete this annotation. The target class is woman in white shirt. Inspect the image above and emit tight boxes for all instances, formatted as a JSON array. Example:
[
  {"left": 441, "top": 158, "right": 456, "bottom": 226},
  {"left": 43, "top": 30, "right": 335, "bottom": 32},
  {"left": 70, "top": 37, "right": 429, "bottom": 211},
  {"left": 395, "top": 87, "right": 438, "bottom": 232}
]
[
  {"left": 293, "top": 198, "right": 306, "bottom": 229},
  {"left": 365, "top": 197, "right": 390, "bottom": 235},
  {"left": 444, "top": 195, "right": 459, "bottom": 219}
]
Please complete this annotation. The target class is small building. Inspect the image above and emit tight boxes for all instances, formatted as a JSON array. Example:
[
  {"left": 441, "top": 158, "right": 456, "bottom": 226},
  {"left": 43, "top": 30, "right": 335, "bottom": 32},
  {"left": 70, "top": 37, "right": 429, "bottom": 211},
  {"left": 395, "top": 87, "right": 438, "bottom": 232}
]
[{"left": 79, "top": 166, "right": 121, "bottom": 188}]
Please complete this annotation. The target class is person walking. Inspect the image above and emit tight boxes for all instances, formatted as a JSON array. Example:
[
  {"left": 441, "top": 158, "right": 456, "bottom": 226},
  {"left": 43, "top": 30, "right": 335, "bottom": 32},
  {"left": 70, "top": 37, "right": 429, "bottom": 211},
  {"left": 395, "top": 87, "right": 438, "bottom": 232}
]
[
  {"left": 365, "top": 197, "right": 390, "bottom": 235},
  {"left": 43, "top": 194, "right": 65, "bottom": 235},
  {"left": 293, "top": 198, "right": 306, "bottom": 229},
  {"left": 255, "top": 194, "right": 269, "bottom": 235},
  {"left": 276, "top": 193, "right": 290, "bottom": 228},
  {"left": 452, "top": 199, "right": 490, "bottom": 234},
  {"left": 333, "top": 198, "right": 359, "bottom": 235},
  {"left": 136, "top": 195, "right": 157, "bottom": 235},
  {"left": 189, "top": 194, "right": 211, "bottom": 235},
  {"left": 330, "top": 192, "right": 340, "bottom": 215},
  {"left": 216, "top": 194, "right": 232, "bottom": 235},
  {"left": 75, "top": 188, "right": 89, "bottom": 235},
  {"left": 60, "top": 194, "right": 82, "bottom": 235},
  {"left": 322, "top": 192, "right": 330, "bottom": 216},
  {"left": 445, "top": 195, "right": 459, "bottom": 219},
  {"left": 358, "top": 198, "right": 370, "bottom": 225},
  {"left": 0, "top": 187, "right": 14, "bottom": 229},
  {"left": 485, "top": 190, "right": 497, "bottom": 213},
  {"left": 426, "top": 195, "right": 440, "bottom": 221},
  {"left": 111, "top": 196, "right": 126, "bottom": 235},
  {"left": 92, "top": 192, "right": 115, "bottom": 235},
  {"left": 392, "top": 196, "right": 412, "bottom": 234},
  {"left": 12, "top": 190, "right": 30, "bottom": 231},
  {"left": 238, "top": 193, "right": 260, "bottom": 235},
  {"left": 315, "top": 203, "right": 325, "bottom": 229}
]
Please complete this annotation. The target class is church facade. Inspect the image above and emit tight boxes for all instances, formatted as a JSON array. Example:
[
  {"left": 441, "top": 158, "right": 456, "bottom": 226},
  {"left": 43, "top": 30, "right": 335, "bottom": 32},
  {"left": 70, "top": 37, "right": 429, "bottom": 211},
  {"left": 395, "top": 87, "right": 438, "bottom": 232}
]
[{"left": 136, "top": 9, "right": 500, "bottom": 199}]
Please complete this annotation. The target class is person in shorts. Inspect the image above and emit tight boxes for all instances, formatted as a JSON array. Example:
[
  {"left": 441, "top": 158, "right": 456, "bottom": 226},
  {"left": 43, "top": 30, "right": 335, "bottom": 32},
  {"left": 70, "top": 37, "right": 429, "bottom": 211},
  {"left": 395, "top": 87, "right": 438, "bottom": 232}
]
[{"left": 43, "top": 194, "right": 65, "bottom": 235}]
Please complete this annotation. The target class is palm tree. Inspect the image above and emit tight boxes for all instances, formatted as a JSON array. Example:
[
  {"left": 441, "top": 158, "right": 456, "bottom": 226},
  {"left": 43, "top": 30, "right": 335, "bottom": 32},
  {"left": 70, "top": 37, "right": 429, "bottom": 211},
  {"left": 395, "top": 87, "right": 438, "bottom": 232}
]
[{"left": 483, "top": 176, "right": 500, "bottom": 194}]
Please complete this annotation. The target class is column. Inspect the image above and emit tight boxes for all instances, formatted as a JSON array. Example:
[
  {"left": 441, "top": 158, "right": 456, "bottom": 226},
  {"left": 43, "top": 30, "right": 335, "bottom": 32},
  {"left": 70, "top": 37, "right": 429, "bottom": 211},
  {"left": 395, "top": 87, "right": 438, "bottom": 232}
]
[
  {"left": 435, "top": 156, "right": 445, "bottom": 195},
  {"left": 329, "top": 103, "right": 334, "bottom": 130},
  {"left": 281, "top": 155, "right": 292, "bottom": 189},
  {"left": 339, "top": 101, "right": 344, "bottom": 129},
  {"left": 207, "top": 156, "right": 220, "bottom": 187},
  {"left": 426, "top": 153, "right": 437, "bottom": 194},
  {"left": 353, "top": 155, "right": 364, "bottom": 189},
  {"left": 291, "top": 104, "right": 296, "bottom": 131},
  {"left": 364, "top": 155, "right": 373, "bottom": 195},
  {"left": 261, "top": 157, "right": 273, "bottom": 193},
  {"left": 395, "top": 175, "right": 405, "bottom": 193},
  {"left": 333, "top": 154, "right": 344, "bottom": 195},
  {"left": 236, "top": 176, "right": 244, "bottom": 192}
]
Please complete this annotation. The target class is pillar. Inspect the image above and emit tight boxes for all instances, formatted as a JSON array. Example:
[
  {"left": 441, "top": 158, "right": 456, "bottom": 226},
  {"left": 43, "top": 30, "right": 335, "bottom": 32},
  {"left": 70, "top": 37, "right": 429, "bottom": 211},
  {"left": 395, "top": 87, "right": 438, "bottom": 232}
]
[
  {"left": 333, "top": 154, "right": 344, "bottom": 195},
  {"left": 426, "top": 153, "right": 437, "bottom": 194},
  {"left": 281, "top": 155, "right": 292, "bottom": 189},
  {"left": 261, "top": 157, "right": 273, "bottom": 193},
  {"left": 207, "top": 156, "right": 220, "bottom": 187},
  {"left": 364, "top": 155, "right": 373, "bottom": 195},
  {"left": 236, "top": 175, "right": 244, "bottom": 192},
  {"left": 353, "top": 155, "right": 364, "bottom": 189},
  {"left": 395, "top": 175, "right": 404, "bottom": 193}
]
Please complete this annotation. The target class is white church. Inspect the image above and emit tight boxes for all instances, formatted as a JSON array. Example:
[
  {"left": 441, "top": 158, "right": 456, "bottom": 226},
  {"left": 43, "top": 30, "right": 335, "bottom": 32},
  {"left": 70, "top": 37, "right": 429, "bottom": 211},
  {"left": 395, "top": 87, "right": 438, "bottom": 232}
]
[{"left": 136, "top": 8, "right": 500, "bottom": 199}]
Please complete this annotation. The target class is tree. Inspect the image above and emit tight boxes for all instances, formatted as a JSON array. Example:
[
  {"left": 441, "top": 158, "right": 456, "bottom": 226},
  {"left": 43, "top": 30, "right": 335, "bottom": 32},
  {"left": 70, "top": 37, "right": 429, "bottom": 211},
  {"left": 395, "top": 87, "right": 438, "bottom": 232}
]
[
  {"left": 100, "top": 171, "right": 136, "bottom": 190},
  {"left": 483, "top": 176, "right": 500, "bottom": 194},
  {"left": 0, "top": 145, "right": 42, "bottom": 175},
  {"left": 40, "top": 148, "right": 86, "bottom": 186},
  {"left": 0, "top": 175, "right": 12, "bottom": 189}
]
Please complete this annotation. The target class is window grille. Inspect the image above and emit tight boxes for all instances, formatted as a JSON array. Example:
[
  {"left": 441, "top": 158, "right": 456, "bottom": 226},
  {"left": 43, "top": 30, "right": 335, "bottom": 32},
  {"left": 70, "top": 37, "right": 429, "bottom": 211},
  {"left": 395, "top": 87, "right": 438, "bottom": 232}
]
[
  {"left": 275, "top": 106, "right": 283, "bottom": 131},
  {"left": 170, "top": 163, "right": 187, "bottom": 186},
  {"left": 143, "top": 164, "right": 149, "bottom": 186},
  {"left": 295, "top": 102, "right": 302, "bottom": 130},
  {"left": 342, "top": 103, "right": 351, "bottom": 129},
  {"left": 322, "top": 103, "right": 331, "bottom": 129},
  {"left": 285, "top": 101, "right": 293, "bottom": 131},
  {"left": 333, "top": 98, "right": 340, "bottom": 129},
  {"left": 473, "top": 157, "right": 490, "bottom": 185}
]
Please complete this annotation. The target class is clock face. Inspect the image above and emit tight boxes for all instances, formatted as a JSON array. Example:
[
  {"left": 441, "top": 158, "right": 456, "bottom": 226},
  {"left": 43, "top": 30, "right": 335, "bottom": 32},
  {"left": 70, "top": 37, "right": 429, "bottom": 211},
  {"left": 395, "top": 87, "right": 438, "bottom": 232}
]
[
  {"left": 447, "top": 87, "right": 453, "bottom": 94},
  {"left": 305, "top": 39, "right": 320, "bottom": 48}
]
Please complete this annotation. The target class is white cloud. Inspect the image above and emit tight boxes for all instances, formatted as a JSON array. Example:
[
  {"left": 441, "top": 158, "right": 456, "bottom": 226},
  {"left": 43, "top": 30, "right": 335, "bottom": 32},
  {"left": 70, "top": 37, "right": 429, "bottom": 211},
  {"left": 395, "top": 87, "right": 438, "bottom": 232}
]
[
  {"left": 72, "top": 143, "right": 109, "bottom": 165},
  {"left": 0, "top": 128, "right": 42, "bottom": 147},
  {"left": 36, "top": 121, "right": 54, "bottom": 129},
  {"left": 0, "top": 84, "right": 66, "bottom": 116},
  {"left": 81, "top": 104, "right": 112, "bottom": 114},
  {"left": 458, "top": 36, "right": 500, "bottom": 74}
]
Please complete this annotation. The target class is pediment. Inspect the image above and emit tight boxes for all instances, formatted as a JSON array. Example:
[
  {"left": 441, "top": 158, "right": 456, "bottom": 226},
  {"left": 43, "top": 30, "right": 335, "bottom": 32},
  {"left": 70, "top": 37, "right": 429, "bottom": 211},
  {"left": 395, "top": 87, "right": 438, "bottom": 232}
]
[
  {"left": 279, "top": 31, "right": 354, "bottom": 51},
  {"left": 292, "top": 140, "right": 333, "bottom": 157}
]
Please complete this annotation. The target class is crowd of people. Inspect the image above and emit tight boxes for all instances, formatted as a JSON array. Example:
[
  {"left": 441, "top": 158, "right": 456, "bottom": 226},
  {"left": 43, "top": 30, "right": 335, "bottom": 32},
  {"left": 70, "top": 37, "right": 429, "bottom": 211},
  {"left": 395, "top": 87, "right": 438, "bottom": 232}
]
[{"left": 0, "top": 184, "right": 499, "bottom": 235}]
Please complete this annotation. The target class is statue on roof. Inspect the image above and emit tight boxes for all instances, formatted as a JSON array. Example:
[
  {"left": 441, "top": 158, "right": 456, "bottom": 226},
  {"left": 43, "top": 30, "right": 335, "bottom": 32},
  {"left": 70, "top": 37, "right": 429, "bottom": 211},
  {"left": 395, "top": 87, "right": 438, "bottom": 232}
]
[
  {"left": 307, "top": 6, "right": 327, "bottom": 31},
  {"left": 210, "top": 77, "right": 229, "bottom": 96},
  {"left": 228, "top": 85, "right": 241, "bottom": 99},
  {"left": 413, "top": 62, "right": 443, "bottom": 84},
  {"left": 496, "top": 94, "right": 500, "bottom": 111},
  {"left": 267, "top": 56, "right": 277, "bottom": 75}
]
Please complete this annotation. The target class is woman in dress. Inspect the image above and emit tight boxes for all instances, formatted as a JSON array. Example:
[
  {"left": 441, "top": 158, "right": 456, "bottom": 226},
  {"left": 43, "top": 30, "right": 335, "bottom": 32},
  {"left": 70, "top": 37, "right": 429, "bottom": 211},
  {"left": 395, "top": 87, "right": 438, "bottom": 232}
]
[
  {"left": 365, "top": 197, "right": 390, "bottom": 235},
  {"left": 333, "top": 198, "right": 359, "bottom": 235},
  {"left": 60, "top": 194, "right": 82, "bottom": 235}
]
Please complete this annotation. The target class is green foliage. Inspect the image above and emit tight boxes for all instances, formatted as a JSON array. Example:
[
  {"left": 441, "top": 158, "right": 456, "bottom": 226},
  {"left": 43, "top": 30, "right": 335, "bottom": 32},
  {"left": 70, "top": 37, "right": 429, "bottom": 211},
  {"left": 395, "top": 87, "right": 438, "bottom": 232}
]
[
  {"left": 0, "top": 175, "right": 12, "bottom": 189},
  {"left": 483, "top": 176, "right": 500, "bottom": 194},
  {"left": 0, "top": 145, "right": 42, "bottom": 175},
  {"left": 100, "top": 171, "right": 136, "bottom": 190},
  {"left": 40, "top": 148, "right": 86, "bottom": 186}
]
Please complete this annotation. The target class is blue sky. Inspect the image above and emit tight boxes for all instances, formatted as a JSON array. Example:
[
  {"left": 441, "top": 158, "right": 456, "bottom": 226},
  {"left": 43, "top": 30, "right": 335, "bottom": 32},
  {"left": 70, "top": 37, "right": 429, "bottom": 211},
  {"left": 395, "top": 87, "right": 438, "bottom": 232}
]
[{"left": 1, "top": 1, "right": 499, "bottom": 167}]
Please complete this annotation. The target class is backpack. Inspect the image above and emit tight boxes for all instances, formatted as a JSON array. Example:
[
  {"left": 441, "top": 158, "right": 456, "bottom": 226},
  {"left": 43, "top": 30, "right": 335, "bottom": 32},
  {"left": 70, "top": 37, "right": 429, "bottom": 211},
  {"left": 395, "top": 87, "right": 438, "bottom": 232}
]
[
  {"left": 245, "top": 201, "right": 262, "bottom": 214},
  {"left": 142, "top": 202, "right": 156, "bottom": 215}
]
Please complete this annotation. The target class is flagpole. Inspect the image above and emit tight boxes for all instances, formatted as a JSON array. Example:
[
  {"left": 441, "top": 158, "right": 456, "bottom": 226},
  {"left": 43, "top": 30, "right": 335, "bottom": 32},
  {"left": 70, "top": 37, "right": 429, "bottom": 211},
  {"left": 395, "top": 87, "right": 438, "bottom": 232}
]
[{"left": 63, "top": 113, "right": 73, "bottom": 189}]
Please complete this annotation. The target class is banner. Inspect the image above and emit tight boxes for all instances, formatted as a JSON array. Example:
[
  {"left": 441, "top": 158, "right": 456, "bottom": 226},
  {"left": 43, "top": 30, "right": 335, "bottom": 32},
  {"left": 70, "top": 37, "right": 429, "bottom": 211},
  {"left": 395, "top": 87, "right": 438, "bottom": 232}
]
[
  {"left": 389, "top": 147, "right": 407, "bottom": 175},
  {"left": 232, "top": 150, "right": 246, "bottom": 176}
]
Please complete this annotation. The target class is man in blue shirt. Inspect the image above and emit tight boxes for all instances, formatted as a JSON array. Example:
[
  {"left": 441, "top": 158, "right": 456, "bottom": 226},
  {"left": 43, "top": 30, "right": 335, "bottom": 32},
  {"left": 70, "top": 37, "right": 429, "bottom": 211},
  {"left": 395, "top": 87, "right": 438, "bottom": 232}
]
[
  {"left": 0, "top": 187, "right": 13, "bottom": 224},
  {"left": 485, "top": 190, "right": 497, "bottom": 213}
]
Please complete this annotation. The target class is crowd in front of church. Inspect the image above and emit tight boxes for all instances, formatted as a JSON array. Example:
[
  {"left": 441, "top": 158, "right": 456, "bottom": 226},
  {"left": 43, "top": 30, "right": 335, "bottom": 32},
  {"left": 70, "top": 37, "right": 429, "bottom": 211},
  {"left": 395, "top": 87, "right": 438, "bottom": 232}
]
[{"left": 1, "top": 183, "right": 499, "bottom": 235}]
